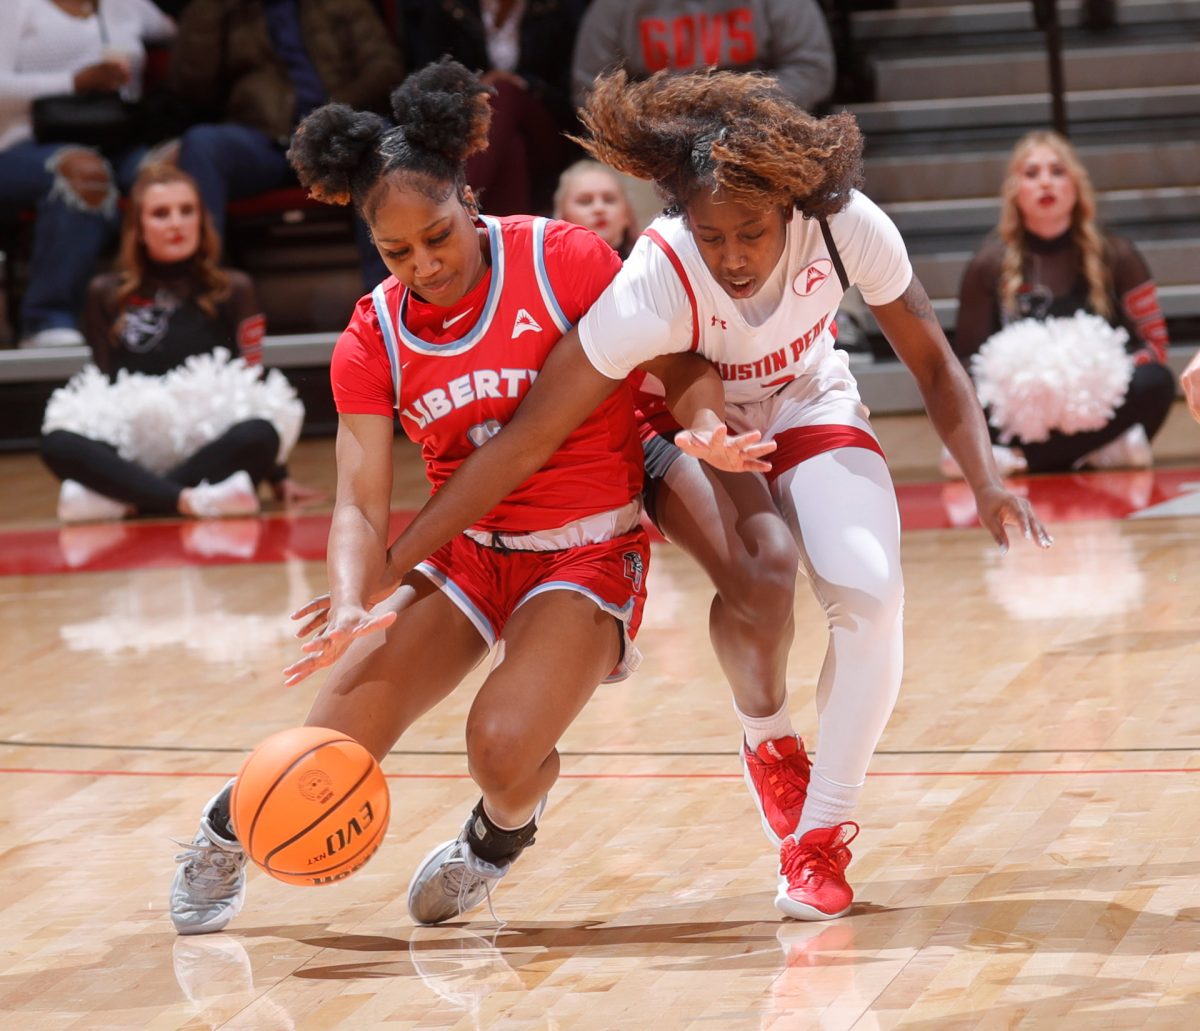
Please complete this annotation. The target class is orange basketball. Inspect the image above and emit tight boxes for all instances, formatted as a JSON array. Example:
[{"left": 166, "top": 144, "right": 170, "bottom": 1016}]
[{"left": 230, "top": 726, "right": 390, "bottom": 887}]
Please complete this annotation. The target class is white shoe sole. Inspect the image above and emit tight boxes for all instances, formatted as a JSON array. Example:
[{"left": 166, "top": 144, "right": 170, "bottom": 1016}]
[
  {"left": 172, "top": 884, "right": 245, "bottom": 936},
  {"left": 406, "top": 838, "right": 461, "bottom": 926},
  {"left": 773, "top": 883, "right": 850, "bottom": 921}
]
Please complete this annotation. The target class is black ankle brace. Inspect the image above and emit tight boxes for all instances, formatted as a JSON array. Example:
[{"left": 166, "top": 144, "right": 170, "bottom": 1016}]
[
  {"left": 209, "top": 784, "right": 237, "bottom": 843},
  {"left": 465, "top": 799, "right": 538, "bottom": 864}
]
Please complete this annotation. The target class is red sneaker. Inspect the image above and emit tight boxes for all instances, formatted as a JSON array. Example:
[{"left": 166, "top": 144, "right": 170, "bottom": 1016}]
[
  {"left": 741, "top": 736, "right": 812, "bottom": 846},
  {"left": 775, "top": 822, "right": 859, "bottom": 920}
]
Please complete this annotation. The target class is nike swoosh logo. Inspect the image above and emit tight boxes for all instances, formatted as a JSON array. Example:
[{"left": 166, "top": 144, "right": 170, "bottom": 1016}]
[{"left": 442, "top": 309, "right": 473, "bottom": 329}]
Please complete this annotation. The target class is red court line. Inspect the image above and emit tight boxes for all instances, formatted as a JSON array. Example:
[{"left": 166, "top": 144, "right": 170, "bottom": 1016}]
[
  {"left": 1, "top": 766, "right": 1197, "bottom": 780},
  {"left": 5, "top": 466, "right": 1199, "bottom": 577}
]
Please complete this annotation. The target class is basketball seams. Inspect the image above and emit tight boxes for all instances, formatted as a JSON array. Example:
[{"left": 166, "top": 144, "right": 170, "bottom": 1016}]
[
  {"left": 273, "top": 820, "right": 389, "bottom": 883},
  {"left": 262, "top": 757, "right": 385, "bottom": 879},
  {"left": 242, "top": 735, "right": 357, "bottom": 854}
]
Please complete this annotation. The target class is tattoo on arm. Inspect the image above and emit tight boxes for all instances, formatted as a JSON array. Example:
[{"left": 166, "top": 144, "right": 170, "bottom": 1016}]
[{"left": 900, "top": 277, "right": 939, "bottom": 326}]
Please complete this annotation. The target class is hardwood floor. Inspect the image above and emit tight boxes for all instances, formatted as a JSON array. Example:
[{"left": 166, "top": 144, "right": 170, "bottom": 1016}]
[{"left": 1, "top": 409, "right": 1199, "bottom": 1029}]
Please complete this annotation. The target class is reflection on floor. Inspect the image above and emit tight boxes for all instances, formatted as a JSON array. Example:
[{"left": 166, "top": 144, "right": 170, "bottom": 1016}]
[{"left": 4, "top": 466, "right": 1199, "bottom": 576}]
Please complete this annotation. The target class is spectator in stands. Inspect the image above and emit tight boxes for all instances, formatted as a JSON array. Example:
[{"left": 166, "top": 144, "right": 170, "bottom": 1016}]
[
  {"left": 0, "top": 0, "right": 175, "bottom": 348},
  {"left": 1184, "top": 351, "right": 1200, "bottom": 422},
  {"left": 571, "top": 0, "right": 835, "bottom": 113},
  {"left": 41, "top": 164, "right": 322, "bottom": 522},
  {"left": 399, "top": 0, "right": 586, "bottom": 215},
  {"left": 168, "top": 0, "right": 404, "bottom": 289},
  {"left": 552, "top": 159, "right": 637, "bottom": 258},
  {"left": 952, "top": 130, "right": 1176, "bottom": 475}
]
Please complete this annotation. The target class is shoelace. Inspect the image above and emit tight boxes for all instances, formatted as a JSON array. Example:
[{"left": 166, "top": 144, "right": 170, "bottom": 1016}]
[
  {"left": 447, "top": 846, "right": 506, "bottom": 926},
  {"left": 769, "top": 753, "right": 812, "bottom": 809},
  {"left": 780, "top": 824, "right": 858, "bottom": 885},
  {"left": 174, "top": 839, "right": 242, "bottom": 893}
]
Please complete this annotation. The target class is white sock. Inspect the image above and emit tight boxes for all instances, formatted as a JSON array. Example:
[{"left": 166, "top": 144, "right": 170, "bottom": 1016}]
[
  {"left": 795, "top": 771, "right": 862, "bottom": 838},
  {"left": 735, "top": 697, "right": 795, "bottom": 751}
]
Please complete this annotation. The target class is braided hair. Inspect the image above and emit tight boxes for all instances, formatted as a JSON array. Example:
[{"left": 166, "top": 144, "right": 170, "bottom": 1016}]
[{"left": 287, "top": 58, "right": 493, "bottom": 223}]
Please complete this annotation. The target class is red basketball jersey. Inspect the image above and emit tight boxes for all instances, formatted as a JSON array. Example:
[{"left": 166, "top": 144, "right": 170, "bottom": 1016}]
[{"left": 331, "top": 216, "right": 643, "bottom": 533}]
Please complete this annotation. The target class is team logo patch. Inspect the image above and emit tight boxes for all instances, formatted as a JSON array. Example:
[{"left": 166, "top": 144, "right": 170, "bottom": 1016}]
[
  {"left": 467, "top": 419, "right": 503, "bottom": 448},
  {"left": 622, "top": 551, "right": 644, "bottom": 593},
  {"left": 792, "top": 259, "right": 833, "bottom": 297},
  {"left": 512, "top": 308, "right": 542, "bottom": 338}
]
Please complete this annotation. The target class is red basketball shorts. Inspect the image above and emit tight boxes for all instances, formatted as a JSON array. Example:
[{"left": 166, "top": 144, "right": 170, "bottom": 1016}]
[{"left": 415, "top": 528, "right": 650, "bottom": 682}]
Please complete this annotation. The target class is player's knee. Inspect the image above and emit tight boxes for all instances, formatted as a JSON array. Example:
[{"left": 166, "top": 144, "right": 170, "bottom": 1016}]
[
  {"left": 48, "top": 147, "right": 115, "bottom": 212},
  {"left": 464, "top": 713, "right": 535, "bottom": 793},
  {"left": 822, "top": 566, "right": 904, "bottom": 634},
  {"left": 716, "top": 528, "right": 799, "bottom": 625}
]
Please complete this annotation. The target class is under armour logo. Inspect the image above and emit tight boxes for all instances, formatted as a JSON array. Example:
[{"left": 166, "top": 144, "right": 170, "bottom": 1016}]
[
  {"left": 512, "top": 308, "right": 543, "bottom": 338},
  {"left": 710, "top": 315, "right": 728, "bottom": 329}
]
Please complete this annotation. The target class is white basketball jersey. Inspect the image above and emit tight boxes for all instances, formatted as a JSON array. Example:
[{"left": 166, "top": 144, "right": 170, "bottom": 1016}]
[{"left": 579, "top": 190, "right": 913, "bottom": 406}]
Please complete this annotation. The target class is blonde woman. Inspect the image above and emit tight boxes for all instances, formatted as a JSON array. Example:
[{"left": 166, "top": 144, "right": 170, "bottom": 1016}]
[
  {"left": 553, "top": 159, "right": 638, "bottom": 258},
  {"left": 953, "top": 130, "right": 1175, "bottom": 473}
]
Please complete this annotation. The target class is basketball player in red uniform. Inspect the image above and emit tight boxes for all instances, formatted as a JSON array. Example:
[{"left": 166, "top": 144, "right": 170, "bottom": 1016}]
[
  {"left": 287, "top": 70, "right": 1053, "bottom": 925},
  {"left": 168, "top": 59, "right": 771, "bottom": 935}
]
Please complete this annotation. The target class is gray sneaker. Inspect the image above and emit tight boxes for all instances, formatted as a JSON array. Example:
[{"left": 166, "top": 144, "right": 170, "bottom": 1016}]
[
  {"left": 170, "top": 782, "right": 248, "bottom": 935},
  {"left": 407, "top": 797, "right": 546, "bottom": 926}
]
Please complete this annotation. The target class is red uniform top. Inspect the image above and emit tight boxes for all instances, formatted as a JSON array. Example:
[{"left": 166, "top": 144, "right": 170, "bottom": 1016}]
[{"left": 331, "top": 215, "right": 643, "bottom": 533}]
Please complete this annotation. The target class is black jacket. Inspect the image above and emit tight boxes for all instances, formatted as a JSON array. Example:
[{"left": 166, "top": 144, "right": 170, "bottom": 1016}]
[{"left": 400, "top": 0, "right": 585, "bottom": 128}]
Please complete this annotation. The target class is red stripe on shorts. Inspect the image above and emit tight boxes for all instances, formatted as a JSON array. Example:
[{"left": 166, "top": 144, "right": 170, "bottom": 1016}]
[{"left": 765, "top": 425, "right": 886, "bottom": 482}]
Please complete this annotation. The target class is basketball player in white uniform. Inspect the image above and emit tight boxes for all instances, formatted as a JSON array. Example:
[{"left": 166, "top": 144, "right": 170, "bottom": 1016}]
[{"left": 307, "top": 69, "right": 1052, "bottom": 922}]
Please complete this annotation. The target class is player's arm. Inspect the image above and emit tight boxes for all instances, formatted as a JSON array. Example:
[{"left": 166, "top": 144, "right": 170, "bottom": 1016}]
[
  {"left": 641, "top": 352, "right": 775, "bottom": 471},
  {"left": 380, "top": 327, "right": 621, "bottom": 583},
  {"left": 283, "top": 412, "right": 397, "bottom": 685},
  {"left": 871, "top": 275, "right": 1052, "bottom": 552}
]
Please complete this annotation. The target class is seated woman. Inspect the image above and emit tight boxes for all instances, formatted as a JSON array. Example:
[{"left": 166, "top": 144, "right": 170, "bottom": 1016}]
[
  {"left": 553, "top": 159, "right": 638, "bottom": 259},
  {"left": 952, "top": 130, "right": 1175, "bottom": 475},
  {"left": 41, "top": 164, "right": 320, "bottom": 522},
  {"left": 0, "top": 0, "right": 176, "bottom": 347}
]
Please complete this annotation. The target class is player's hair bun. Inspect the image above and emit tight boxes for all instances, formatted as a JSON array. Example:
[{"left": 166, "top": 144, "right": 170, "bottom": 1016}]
[
  {"left": 287, "top": 104, "right": 388, "bottom": 206},
  {"left": 389, "top": 57, "right": 492, "bottom": 165}
]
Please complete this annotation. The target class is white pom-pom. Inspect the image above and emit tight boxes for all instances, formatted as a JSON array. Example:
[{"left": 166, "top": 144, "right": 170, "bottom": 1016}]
[
  {"left": 970, "top": 311, "right": 1133, "bottom": 443},
  {"left": 41, "top": 348, "right": 305, "bottom": 470}
]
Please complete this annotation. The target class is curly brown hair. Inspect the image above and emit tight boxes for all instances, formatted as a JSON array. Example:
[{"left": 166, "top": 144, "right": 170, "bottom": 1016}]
[
  {"left": 575, "top": 69, "right": 863, "bottom": 219},
  {"left": 113, "top": 164, "right": 228, "bottom": 326}
]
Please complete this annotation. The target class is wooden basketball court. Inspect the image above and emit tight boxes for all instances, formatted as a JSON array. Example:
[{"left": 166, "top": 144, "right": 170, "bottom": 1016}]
[{"left": 2, "top": 409, "right": 1199, "bottom": 1029}]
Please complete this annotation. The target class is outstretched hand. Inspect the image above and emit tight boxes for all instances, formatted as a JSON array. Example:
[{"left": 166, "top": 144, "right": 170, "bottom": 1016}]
[
  {"left": 674, "top": 424, "right": 776, "bottom": 473},
  {"left": 974, "top": 485, "right": 1054, "bottom": 553},
  {"left": 282, "top": 603, "right": 396, "bottom": 687}
]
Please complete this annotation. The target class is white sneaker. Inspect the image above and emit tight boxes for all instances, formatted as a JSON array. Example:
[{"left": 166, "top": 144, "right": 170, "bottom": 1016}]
[
  {"left": 57, "top": 480, "right": 128, "bottom": 523},
  {"left": 186, "top": 470, "right": 260, "bottom": 518},
  {"left": 407, "top": 797, "right": 546, "bottom": 926},
  {"left": 938, "top": 447, "right": 963, "bottom": 479},
  {"left": 939, "top": 445, "right": 1027, "bottom": 479},
  {"left": 991, "top": 445, "right": 1028, "bottom": 477},
  {"left": 1079, "top": 425, "right": 1152, "bottom": 470},
  {"left": 170, "top": 781, "right": 248, "bottom": 935},
  {"left": 20, "top": 327, "right": 85, "bottom": 348}
]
